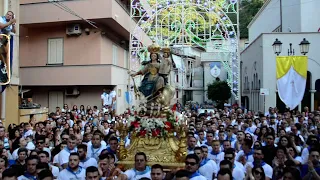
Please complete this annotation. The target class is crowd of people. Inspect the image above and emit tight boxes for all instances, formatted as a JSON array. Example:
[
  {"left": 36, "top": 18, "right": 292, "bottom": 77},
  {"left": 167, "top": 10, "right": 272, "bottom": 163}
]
[{"left": 0, "top": 101, "right": 319, "bottom": 180}]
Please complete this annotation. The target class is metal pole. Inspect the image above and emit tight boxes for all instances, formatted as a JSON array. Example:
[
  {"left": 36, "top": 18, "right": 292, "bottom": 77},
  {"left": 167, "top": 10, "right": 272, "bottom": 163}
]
[{"left": 236, "top": 1, "right": 241, "bottom": 107}]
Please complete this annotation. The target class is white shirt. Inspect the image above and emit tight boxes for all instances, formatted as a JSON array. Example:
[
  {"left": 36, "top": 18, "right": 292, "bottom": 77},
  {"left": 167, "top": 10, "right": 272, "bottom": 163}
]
[
  {"left": 79, "top": 157, "right": 98, "bottom": 169},
  {"left": 190, "top": 174, "right": 206, "bottom": 180},
  {"left": 53, "top": 153, "right": 59, "bottom": 164},
  {"left": 26, "top": 141, "right": 35, "bottom": 150},
  {"left": 232, "top": 165, "right": 245, "bottom": 180},
  {"left": 101, "top": 93, "right": 109, "bottom": 106},
  {"left": 109, "top": 90, "right": 116, "bottom": 105},
  {"left": 58, "top": 148, "right": 77, "bottom": 166},
  {"left": 246, "top": 162, "right": 273, "bottom": 179},
  {"left": 12, "top": 147, "right": 20, "bottom": 160},
  {"left": 18, "top": 175, "right": 37, "bottom": 180},
  {"left": 58, "top": 167, "right": 86, "bottom": 180},
  {"left": 199, "top": 159, "right": 218, "bottom": 180},
  {"left": 50, "top": 164, "right": 60, "bottom": 178},
  {"left": 87, "top": 144, "right": 107, "bottom": 161},
  {"left": 123, "top": 168, "right": 151, "bottom": 180},
  {"left": 208, "top": 151, "right": 225, "bottom": 167},
  {"left": 235, "top": 150, "right": 254, "bottom": 163}
]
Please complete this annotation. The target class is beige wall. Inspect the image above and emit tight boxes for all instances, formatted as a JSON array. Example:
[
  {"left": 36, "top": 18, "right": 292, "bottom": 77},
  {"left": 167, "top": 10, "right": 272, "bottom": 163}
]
[
  {"left": 20, "top": 0, "right": 113, "bottom": 25},
  {"left": 20, "top": 26, "right": 121, "bottom": 67}
]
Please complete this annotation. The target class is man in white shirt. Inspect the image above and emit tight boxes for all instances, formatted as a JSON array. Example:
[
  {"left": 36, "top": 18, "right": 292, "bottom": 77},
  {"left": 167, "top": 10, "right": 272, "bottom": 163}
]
[
  {"left": 151, "top": 164, "right": 165, "bottom": 180},
  {"left": 187, "top": 137, "right": 197, "bottom": 155},
  {"left": 184, "top": 154, "right": 206, "bottom": 180},
  {"left": 224, "top": 148, "right": 245, "bottom": 179},
  {"left": 0, "top": 11, "right": 16, "bottom": 34},
  {"left": 246, "top": 148, "right": 273, "bottom": 180},
  {"left": 101, "top": 89, "right": 109, "bottom": 108},
  {"left": 208, "top": 140, "right": 225, "bottom": 166},
  {"left": 87, "top": 131, "right": 106, "bottom": 161},
  {"left": 86, "top": 166, "right": 101, "bottom": 180},
  {"left": 78, "top": 144, "right": 98, "bottom": 169},
  {"left": 58, "top": 134, "right": 78, "bottom": 168},
  {"left": 58, "top": 152, "right": 86, "bottom": 180},
  {"left": 109, "top": 88, "right": 117, "bottom": 115},
  {"left": 194, "top": 147, "right": 218, "bottom": 180},
  {"left": 18, "top": 155, "right": 39, "bottom": 180},
  {"left": 38, "top": 151, "right": 59, "bottom": 179},
  {"left": 35, "top": 135, "right": 51, "bottom": 160},
  {"left": 12, "top": 137, "right": 28, "bottom": 160},
  {"left": 235, "top": 139, "right": 254, "bottom": 165},
  {"left": 117, "top": 152, "right": 151, "bottom": 180}
]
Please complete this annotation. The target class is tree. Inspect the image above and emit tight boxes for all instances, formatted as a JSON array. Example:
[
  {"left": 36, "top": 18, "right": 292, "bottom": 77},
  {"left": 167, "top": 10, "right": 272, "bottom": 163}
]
[
  {"left": 207, "top": 80, "right": 231, "bottom": 109},
  {"left": 239, "top": 0, "right": 264, "bottom": 38}
]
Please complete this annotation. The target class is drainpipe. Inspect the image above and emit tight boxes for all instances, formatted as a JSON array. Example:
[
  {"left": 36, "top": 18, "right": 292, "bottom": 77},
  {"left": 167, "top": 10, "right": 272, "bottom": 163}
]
[
  {"left": 4, "top": 0, "right": 8, "bottom": 13},
  {"left": 1, "top": 89, "right": 6, "bottom": 121},
  {"left": 280, "top": 0, "right": 283, "bottom": 32}
]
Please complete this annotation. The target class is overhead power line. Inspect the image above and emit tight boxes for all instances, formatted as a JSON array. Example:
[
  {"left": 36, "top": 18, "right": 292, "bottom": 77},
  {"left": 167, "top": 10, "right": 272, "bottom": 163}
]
[{"left": 48, "top": 0, "right": 99, "bottom": 29}]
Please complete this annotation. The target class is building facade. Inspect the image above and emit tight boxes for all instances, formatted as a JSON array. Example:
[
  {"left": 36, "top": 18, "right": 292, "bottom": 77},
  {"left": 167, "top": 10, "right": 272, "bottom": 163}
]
[
  {"left": 241, "top": 0, "right": 320, "bottom": 112},
  {"left": 0, "top": 0, "right": 20, "bottom": 127},
  {"left": 170, "top": 46, "right": 204, "bottom": 105},
  {"left": 19, "top": 0, "right": 133, "bottom": 113}
]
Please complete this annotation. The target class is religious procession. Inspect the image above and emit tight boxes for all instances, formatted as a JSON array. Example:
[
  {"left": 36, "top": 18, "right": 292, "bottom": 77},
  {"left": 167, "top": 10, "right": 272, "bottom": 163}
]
[{"left": 0, "top": 0, "right": 320, "bottom": 180}]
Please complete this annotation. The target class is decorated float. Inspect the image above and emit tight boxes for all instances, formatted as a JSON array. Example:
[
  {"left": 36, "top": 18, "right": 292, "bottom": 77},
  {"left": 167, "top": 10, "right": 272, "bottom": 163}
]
[{"left": 116, "top": 41, "right": 187, "bottom": 169}]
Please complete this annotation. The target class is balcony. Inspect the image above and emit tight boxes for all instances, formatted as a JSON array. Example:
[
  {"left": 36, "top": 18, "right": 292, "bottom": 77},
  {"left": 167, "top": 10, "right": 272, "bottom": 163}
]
[
  {"left": 20, "top": 64, "right": 128, "bottom": 86},
  {"left": 20, "top": 0, "right": 152, "bottom": 46}
]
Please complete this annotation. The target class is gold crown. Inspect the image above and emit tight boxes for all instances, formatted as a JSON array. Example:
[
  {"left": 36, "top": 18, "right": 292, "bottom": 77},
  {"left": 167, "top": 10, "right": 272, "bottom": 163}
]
[
  {"left": 162, "top": 46, "right": 171, "bottom": 53},
  {"left": 147, "top": 41, "right": 161, "bottom": 53}
]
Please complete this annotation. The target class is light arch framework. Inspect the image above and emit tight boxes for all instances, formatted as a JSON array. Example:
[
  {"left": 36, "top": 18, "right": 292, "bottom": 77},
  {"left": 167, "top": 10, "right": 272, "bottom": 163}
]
[{"left": 129, "top": 0, "right": 240, "bottom": 100}]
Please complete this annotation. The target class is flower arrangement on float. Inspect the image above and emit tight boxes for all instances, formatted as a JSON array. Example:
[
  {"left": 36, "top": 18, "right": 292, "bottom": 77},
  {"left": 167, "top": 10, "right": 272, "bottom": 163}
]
[{"left": 126, "top": 105, "right": 185, "bottom": 137}]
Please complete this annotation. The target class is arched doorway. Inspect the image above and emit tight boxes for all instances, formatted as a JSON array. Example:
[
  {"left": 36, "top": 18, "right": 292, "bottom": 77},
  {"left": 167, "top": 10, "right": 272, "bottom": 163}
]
[
  {"left": 315, "top": 79, "right": 320, "bottom": 110},
  {"left": 301, "top": 71, "right": 312, "bottom": 110}
]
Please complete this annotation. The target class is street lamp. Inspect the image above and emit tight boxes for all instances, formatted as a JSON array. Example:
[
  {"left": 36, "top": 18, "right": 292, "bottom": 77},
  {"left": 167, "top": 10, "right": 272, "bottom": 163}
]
[
  {"left": 299, "top": 38, "right": 310, "bottom": 55},
  {"left": 272, "top": 38, "right": 282, "bottom": 56}
]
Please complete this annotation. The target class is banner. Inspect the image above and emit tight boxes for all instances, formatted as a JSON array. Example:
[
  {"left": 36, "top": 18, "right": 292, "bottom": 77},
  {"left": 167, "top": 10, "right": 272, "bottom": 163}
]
[
  {"left": 125, "top": 91, "right": 133, "bottom": 104},
  {"left": 276, "top": 56, "right": 308, "bottom": 110},
  {"left": 209, "top": 62, "right": 221, "bottom": 78}
]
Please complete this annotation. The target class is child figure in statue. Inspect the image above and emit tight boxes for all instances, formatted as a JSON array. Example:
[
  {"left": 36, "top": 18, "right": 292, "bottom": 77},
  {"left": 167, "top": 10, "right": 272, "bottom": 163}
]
[
  {"left": 131, "top": 42, "right": 165, "bottom": 100},
  {"left": 159, "top": 46, "right": 172, "bottom": 85}
]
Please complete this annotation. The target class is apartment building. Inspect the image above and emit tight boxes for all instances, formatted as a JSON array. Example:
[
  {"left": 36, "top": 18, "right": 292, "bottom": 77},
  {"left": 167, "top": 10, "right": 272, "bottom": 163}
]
[
  {"left": 0, "top": 0, "right": 20, "bottom": 126},
  {"left": 19, "top": 0, "right": 132, "bottom": 113}
]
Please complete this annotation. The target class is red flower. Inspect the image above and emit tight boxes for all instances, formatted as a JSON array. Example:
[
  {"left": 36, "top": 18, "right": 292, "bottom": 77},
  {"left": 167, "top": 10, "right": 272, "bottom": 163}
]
[
  {"left": 131, "top": 121, "right": 140, "bottom": 128},
  {"left": 164, "top": 122, "right": 173, "bottom": 130},
  {"left": 152, "top": 129, "right": 161, "bottom": 137},
  {"left": 140, "top": 130, "right": 147, "bottom": 137}
]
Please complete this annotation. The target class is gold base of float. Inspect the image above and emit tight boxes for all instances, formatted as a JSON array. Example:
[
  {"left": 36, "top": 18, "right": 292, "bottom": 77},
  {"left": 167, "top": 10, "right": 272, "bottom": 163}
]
[{"left": 116, "top": 113, "right": 187, "bottom": 169}]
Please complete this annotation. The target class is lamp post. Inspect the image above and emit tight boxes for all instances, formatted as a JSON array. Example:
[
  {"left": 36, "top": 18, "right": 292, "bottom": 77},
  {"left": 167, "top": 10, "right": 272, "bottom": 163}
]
[
  {"left": 272, "top": 38, "right": 310, "bottom": 56},
  {"left": 299, "top": 38, "right": 310, "bottom": 55},
  {"left": 272, "top": 38, "right": 311, "bottom": 111},
  {"left": 272, "top": 38, "right": 282, "bottom": 56}
]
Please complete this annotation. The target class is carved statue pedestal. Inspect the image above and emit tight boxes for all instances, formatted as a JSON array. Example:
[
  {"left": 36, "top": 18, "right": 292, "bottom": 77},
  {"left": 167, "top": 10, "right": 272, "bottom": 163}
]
[{"left": 118, "top": 135, "right": 186, "bottom": 169}]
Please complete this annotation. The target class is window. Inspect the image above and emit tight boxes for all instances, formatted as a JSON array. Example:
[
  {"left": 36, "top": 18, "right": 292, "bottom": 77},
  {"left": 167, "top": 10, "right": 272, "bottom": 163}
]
[
  {"left": 124, "top": 50, "right": 128, "bottom": 68},
  {"left": 176, "top": 74, "right": 179, "bottom": 83},
  {"left": 113, "top": 45, "right": 118, "bottom": 65},
  {"left": 48, "top": 38, "right": 63, "bottom": 65},
  {"left": 176, "top": 90, "right": 179, "bottom": 98}
]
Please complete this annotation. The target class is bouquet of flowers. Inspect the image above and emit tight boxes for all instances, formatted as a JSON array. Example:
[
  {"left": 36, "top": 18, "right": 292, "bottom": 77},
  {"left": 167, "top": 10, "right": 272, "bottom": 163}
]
[{"left": 127, "top": 110, "right": 184, "bottom": 137}]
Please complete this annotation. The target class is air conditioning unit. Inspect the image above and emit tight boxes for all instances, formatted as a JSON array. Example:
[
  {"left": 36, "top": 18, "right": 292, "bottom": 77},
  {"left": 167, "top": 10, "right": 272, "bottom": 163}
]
[
  {"left": 66, "top": 24, "right": 82, "bottom": 36},
  {"left": 65, "top": 86, "right": 80, "bottom": 96}
]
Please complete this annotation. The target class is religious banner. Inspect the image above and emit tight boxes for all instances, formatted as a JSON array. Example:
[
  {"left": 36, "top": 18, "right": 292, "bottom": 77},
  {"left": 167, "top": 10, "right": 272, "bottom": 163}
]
[
  {"left": 209, "top": 62, "right": 221, "bottom": 78},
  {"left": 125, "top": 91, "right": 133, "bottom": 104},
  {"left": 276, "top": 56, "right": 308, "bottom": 109}
]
